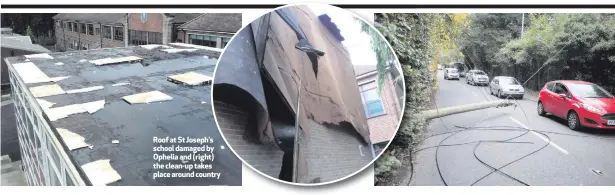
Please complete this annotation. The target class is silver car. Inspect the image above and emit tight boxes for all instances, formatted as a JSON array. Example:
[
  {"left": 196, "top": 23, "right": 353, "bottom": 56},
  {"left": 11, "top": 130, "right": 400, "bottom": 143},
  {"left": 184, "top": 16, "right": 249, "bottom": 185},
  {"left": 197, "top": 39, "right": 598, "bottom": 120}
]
[
  {"left": 489, "top": 76, "right": 525, "bottom": 99},
  {"left": 467, "top": 70, "right": 490, "bottom": 86},
  {"left": 444, "top": 68, "right": 459, "bottom": 80}
]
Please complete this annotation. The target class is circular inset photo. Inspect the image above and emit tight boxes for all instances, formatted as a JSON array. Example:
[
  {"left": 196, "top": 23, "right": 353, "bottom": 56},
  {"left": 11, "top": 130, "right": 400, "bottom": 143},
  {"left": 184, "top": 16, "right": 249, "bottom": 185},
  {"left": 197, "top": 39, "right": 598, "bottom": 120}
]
[{"left": 212, "top": 4, "right": 405, "bottom": 185}]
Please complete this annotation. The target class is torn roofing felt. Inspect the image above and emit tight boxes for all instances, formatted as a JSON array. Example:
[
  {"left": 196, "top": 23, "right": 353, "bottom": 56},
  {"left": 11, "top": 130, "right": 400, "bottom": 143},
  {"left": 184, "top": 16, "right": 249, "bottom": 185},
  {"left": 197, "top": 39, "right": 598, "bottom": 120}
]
[{"left": 214, "top": 5, "right": 370, "bottom": 144}]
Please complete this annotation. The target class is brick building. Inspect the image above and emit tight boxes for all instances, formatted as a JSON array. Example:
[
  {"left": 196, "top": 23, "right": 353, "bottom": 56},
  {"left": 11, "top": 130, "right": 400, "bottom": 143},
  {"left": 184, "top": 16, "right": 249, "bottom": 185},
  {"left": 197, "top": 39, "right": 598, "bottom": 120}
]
[
  {"left": 53, "top": 13, "right": 238, "bottom": 51},
  {"left": 177, "top": 13, "right": 242, "bottom": 48},
  {"left": 355, "top": 65, "right": 403, "bottom": 155}
]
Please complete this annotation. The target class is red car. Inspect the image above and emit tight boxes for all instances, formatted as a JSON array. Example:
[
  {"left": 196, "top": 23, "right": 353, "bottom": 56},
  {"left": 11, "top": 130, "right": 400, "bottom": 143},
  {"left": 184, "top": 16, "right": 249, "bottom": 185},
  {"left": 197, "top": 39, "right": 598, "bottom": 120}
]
[{"left": 537, "top": 80, "right": 615, "bottom": 130}]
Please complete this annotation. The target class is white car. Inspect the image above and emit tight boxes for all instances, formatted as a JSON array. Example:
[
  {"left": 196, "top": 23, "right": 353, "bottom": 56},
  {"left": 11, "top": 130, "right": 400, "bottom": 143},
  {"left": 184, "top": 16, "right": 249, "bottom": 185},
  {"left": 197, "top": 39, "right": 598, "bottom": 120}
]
[
  {"left": 467, "top": 70, "right": 490, "bottom": 86},
  {"left": 490, "top": 76, "right": 525, "bottom": 99},
  {"left": 444, "top": 68, "right": 459, "bottom": 80}
]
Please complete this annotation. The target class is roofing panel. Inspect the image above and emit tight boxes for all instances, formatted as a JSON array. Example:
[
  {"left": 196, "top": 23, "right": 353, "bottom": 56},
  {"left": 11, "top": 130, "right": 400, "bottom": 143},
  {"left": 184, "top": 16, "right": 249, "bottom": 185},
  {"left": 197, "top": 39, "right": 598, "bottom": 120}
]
[{"left": 177, "top": 13, "right": 242, "bottom": 33}]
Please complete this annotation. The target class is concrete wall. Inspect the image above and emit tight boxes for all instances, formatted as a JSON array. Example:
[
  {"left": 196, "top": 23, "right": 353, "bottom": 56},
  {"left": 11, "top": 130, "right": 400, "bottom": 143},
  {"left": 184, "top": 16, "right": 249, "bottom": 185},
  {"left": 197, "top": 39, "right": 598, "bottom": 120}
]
[
  {"left": 358, "top": 72, "right": 402, "bottom": 144},
  {"left": 54, "top": 20, "right": 123, "bottom": 50},
  {"left": 214, "top": 101, "right": 284, "bottom": 179}
]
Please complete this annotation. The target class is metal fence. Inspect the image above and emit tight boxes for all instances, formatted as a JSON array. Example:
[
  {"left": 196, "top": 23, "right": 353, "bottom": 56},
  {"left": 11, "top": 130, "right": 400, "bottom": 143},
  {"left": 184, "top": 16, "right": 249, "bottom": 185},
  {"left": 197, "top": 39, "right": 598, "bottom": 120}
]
[{"left": 8, "top": 64, "right": 86, "bottom": 186}]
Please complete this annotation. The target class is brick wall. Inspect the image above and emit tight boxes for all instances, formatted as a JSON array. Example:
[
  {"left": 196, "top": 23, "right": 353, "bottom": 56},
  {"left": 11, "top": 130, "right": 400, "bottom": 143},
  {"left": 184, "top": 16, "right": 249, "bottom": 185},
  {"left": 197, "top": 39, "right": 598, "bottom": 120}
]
[
  {"left": 54, "top": 21, "right": 123, "bottom": 50},
  {"left": 213, "top": 101, "right": 284, "bottom": 179},
  {"left": 358, "top": 73, "right": 402, "bottom": 144},
  {"left": 128, "top": 13, "right": 164, "bottom": 33},
  {"left": 298, "top": 120, "right": 373, "bottom": 183}
]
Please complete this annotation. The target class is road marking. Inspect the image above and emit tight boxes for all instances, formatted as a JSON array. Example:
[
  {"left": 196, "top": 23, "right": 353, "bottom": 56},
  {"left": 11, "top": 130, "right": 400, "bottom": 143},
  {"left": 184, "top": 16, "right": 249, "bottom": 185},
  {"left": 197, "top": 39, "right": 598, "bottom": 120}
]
[
  {"left": 509, "top": 117, "right": 569, "bottom": 155},
  {"left": 471, "top": 92, "right": 478, "bottom": 97}
]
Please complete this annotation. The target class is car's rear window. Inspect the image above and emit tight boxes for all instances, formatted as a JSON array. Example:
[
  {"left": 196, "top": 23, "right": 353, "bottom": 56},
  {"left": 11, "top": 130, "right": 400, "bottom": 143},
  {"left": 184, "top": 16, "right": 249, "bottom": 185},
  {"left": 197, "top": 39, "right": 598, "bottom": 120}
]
[
  {"left": 500, "top": 77, "right": 520, "bottom": 85},
  {"left": 475, "top": 71, "right": 486, "bottom": 75}
]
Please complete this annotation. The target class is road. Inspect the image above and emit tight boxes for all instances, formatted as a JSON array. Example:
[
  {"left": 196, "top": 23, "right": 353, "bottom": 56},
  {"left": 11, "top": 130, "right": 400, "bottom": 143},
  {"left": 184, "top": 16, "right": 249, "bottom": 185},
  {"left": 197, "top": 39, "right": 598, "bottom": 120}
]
[{"left": 409, "top": 70, "right": 615, "bottom": 186}]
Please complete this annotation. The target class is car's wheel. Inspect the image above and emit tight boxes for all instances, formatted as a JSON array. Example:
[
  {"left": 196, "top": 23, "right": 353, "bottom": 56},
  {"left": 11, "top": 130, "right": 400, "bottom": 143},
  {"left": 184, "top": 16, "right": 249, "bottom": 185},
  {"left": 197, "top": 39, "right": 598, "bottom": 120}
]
[
  {"left": 567, "top": 111, "right": 581, "bottom": 130},
  {"left": 490, "top": 88, "right": 493, "bottom": 95},
  {"left": 497, "top": 90, "right": 502, "bottom": 98},
  {"left": 537, "top": 101, "right": 546, "bottom": 116}
]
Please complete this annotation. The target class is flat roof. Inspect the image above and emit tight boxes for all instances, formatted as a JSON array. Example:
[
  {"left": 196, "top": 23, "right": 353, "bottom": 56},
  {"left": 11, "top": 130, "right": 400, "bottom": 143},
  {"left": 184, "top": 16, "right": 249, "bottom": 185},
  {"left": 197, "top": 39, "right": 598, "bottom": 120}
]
[{"left": 5, "top": 45, "right": 241, "bottom": 186}]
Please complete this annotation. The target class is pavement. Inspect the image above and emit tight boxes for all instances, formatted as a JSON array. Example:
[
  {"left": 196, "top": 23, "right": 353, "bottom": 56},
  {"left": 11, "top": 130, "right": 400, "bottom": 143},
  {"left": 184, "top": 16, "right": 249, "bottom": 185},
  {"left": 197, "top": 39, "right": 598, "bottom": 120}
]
[{"left": 408, "top": 70, "right": 615, "bottom": 186}]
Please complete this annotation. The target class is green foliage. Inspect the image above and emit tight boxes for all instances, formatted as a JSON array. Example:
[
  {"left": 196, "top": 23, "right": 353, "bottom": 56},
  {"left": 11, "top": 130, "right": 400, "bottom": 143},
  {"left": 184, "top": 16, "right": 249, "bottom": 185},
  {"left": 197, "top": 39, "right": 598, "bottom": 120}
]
[
  {"left": 373, "top": 13, "right": 439, "bottom": 184},
  {"left": 355, "top": 17, "right": 399, "bottom": 95},
  {"left": 489, "top": 13, "right": 615, "bottom": 92}
]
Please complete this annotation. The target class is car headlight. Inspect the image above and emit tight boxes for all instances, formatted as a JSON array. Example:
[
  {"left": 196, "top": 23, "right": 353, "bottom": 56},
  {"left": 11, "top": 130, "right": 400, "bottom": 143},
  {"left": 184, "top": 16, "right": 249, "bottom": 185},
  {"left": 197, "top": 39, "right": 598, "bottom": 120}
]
[{"left": 581, "top": 103, "right": 606, "bottom": 115}]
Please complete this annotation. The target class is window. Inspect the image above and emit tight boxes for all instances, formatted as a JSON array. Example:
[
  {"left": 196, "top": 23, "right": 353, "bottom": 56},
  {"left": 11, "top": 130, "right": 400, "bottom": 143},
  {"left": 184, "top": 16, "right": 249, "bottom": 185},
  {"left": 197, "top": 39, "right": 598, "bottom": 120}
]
[
  {"left": 568, "top": 84, "right": 614, "bottom": 98},
  {"left": 546, "top": 82, "right": 555, "bottom": 92},
  {"left": 188, "top": 34, "right": 217, "bottom": 47},
  {"left": 80, "top": 23, "right": 86, "bottom": 34},
  {"left": 221, "top": 37, "right": 231, "bottom": 48},
  {"left": 103, "top": 26, "right": 112, "bottom": 39},
  {"left": 114, "top": 26, "right": 123, "bottom": 41},
  {"left": 553, "top": 83, "right": 571, "bottom": 98},
  {"left": 95, "top": 27, "right": 100, "bottom": 35},
  {"left": 63, "top": 22, "right": 67, "bottom": 30},
  {"left": 360, "top": 81, "right": 385, "bottom": 118},
  {"left": 72, "top": 23, "right": 77, "bottom": 32},
  {"left": 87, "top": 24, "right": 94, "bottom": 35},
  {"left": 129, "top": 30, "right": 162, "bottom": 45}
]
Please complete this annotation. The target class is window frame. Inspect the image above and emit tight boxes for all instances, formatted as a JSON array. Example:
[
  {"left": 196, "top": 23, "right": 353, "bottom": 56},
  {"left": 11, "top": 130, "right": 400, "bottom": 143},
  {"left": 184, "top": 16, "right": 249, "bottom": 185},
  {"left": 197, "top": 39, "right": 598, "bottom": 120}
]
[
  {"left": 80, "top": 23, "right": 86, "bottom": 34},
  {"left": 359, "top": 80, "right": 386, "bottom": 118},
  {"left": 87, "top": 24, "right": 94, "bottom": 36},
  {"left": 113, "top": 26, "right": 123, "bottom": 41},
  {"left": 188, "top": 33, "right": 217, "bottom": 48},
  {"left": 102, "top": 25, "right": 112, "bottom": 39}
]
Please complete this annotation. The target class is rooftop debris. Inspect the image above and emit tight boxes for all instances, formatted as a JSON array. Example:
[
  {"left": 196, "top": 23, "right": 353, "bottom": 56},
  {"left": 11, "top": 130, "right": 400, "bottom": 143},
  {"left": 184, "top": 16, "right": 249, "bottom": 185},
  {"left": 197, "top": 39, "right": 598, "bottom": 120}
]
[
  {"left": 24, "top": 53, "right": 54, "bottom": 59},
  {"left": 36, "top": 98, "right": 56, "bottom": 109},
  {"left": 89, "top": 56, "right": 143, "bottom": 66},
  {"left": 29, "top": 84, "right": 66, "bottom": 98},
  {"left": 161, "top": 48, "right": 198, "bottom": 53},
  {"left": 111, "top": 140, "right": 119, "bottom": 144},
  {"left": 122, "top": 90, "right": 173, "bottom": 104},
  {"left": 167, "top": 72, "right": 212, "bottom": 86},
  {"left": 140, "top": 44, "right": 172, "bottom": 50},
  {"left": 45, "top": 100, "right": 105, "bottom": 121},
  {"left": 111, "top": 82, "right": 130, "bottom": 87},
  {"left": 65, "top": 86, "right": 104, "bottom": 94},
  {"left": 80, "top": 159, "right": 122, "bottom": 186},
  {"left": 55, "top": 62, "right": 64, "bottom": 65},
  {"left": 57, "top": 128, "right": 90, "bottom": 150},
  {"left": 169, "top": 42, "right": 224, "bottom": 53},
  {"left": 13, "top": 62, "right": 53, "bottom": 84}
]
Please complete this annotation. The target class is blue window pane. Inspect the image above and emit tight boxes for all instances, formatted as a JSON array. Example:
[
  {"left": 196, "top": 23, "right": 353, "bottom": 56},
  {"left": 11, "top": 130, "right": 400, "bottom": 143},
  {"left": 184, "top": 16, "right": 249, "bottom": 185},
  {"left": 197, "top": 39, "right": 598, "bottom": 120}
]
[{"left": 366, "top": 101, "right": 384, "bottom": 116}]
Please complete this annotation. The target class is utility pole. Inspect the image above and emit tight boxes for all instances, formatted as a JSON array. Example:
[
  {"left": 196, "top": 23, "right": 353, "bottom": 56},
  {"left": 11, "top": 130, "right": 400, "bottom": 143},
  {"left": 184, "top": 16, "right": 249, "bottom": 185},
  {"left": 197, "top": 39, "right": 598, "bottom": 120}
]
[{"left": 521, "top": 13, "right": 525, "bottom": 36}]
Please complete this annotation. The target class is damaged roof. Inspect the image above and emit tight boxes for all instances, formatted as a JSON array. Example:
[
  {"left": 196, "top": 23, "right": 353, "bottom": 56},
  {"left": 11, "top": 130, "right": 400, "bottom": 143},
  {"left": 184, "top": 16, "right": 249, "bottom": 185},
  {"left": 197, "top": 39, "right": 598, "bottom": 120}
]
[
  {"left": 52, "top": 13, "right": 126, "bottom": 25},
  {"left": 4, "top": 44, "right": 241, "bottom": 186},
  {"left": 215, "top": 6, "right": 371, "bottom": 144},
  {"left": 178, "top": 13, "right": 242, "bottom": 33}
]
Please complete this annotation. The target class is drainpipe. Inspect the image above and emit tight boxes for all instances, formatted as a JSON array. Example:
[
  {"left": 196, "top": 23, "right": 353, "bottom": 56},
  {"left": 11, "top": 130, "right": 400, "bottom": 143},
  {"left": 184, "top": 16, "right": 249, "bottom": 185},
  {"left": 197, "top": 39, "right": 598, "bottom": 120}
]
[
  {"left": 62, "top": 20, "right": 66, "bottom": 50},
  {"left": 76, "top": 20, "right": 81, "bottom": 50},
  {"left": 124, "top": 14, "right": 129, "bottom": 47},
  {"left": 369, "top": 141, "right": 377, "bottom": 159},
  {"left": 292, "top": 78, "right": 302, "bottom": 183},
  {"left": 98, "top": 22, "right": 103, "bottom": 48}
]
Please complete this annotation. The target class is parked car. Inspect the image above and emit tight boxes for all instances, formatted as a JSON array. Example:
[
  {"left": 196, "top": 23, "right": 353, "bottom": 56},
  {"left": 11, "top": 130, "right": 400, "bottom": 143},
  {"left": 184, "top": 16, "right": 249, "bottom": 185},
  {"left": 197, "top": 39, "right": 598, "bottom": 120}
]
[
  {"left": 458, "top": 70, "right": 467, "bottom": 77},
  {"left": 489, "top": 76, "right": 524, "bottom": 99},
  {"left": 444, "top": 68, "right": 459, "bottom": 80},
  {"left": 467, "top": 70, "right": 490, "bottom": 86},
  {"left": 537, "top": 80, "right": 615, "bottom": 130}
]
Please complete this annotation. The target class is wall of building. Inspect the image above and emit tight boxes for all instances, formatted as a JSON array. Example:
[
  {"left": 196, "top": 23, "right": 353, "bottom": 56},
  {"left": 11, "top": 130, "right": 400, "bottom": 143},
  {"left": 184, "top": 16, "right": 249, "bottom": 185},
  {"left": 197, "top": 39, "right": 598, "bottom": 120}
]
[
  {"left": 214, "top": 101, "right": 285, "bottom": 179},
  {"left": 128, "top": 13, "right": 164, "bottom": 33},
  {"left": 299, "top": 120, "right": 373, "bottom": 183},
  {"left": 358, "top": 73, "right": 402, "bottom": 145},
  {"left": 54, "top": 21, "right": 123, "bottom": 51},
  {"left": 181, "top": 30, "right": 233, "bottom": 49}
]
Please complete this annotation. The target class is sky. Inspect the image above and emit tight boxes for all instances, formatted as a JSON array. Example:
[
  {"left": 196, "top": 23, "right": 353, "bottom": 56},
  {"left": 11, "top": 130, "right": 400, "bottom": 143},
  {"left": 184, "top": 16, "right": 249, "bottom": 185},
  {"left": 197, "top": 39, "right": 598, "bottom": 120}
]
[{"left": 306, "top": 4, "right": 378, "bottom": 67}]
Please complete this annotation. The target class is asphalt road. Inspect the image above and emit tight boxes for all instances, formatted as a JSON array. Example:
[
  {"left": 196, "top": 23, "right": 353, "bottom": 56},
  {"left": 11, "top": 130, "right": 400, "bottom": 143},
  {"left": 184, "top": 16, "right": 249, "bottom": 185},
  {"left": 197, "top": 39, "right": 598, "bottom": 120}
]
[{"left": 409, "top": 70, "right": 615, "bottom": 186}]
